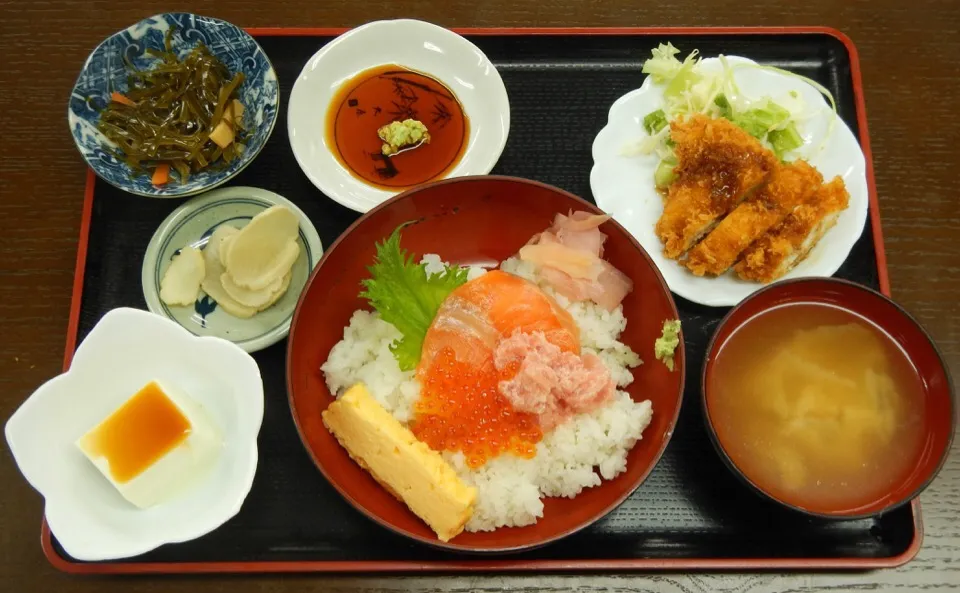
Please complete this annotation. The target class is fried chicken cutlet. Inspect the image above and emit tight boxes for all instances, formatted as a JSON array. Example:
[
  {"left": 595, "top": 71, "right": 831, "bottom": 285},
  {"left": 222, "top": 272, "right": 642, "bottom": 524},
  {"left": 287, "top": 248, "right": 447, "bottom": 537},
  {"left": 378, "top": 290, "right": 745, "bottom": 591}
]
[
  {"left": 735, "top": 177, "right": 850, "bottom": 283},
  {"left": 656, "top": 115, "right": 778, "bottom": 260},
  {"left": 683, "top": 160, "right": 823, "bottom": 276}
]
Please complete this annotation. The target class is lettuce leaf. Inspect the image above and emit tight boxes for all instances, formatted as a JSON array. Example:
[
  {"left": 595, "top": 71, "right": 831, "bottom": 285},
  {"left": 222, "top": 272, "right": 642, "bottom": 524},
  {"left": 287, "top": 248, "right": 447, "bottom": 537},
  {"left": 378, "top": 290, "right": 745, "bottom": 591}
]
[
  {"left": 654, "top": 159, "right": 677, "bottom": 188},
  {"left": 769, "top": 122, "right": 804, "bottom": 159},
  {"left": 360, "top": 224, "right": 469, "bottom": 371},
  {"left": 641, "top": 42, "right": 683, "bottom": 83},
  {"left": 663, "top": 55, "right": 702, "bottom": 100},
  {"left": 730, "top": 100, "right": 791, "bottom": 139},
  {"left": 641, "top": 43, "right": 703, "bottom": 100},
  {"left": 643, "top": 109, "right": 668, "bottom": 135},
  {"left": 713, "top": 93, "right": 733, "bottom": 119}
]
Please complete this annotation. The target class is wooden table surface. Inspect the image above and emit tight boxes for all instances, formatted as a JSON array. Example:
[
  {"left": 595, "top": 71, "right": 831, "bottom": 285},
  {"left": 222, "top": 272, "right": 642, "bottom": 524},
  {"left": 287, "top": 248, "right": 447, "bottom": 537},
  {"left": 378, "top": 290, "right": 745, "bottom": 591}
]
[{"left": 1, "top": 0, "right": 957, "bottom": 590}]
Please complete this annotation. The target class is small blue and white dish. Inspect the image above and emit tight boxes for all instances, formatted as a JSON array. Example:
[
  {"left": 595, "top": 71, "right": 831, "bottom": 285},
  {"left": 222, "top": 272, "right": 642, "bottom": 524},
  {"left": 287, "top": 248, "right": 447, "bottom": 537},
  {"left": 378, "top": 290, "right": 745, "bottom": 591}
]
[
  {"left": 142, "top": 187, "right": 323, "bottom": 353},
  {"left": 68, "top": 13, "right": 279, "bottom": 198}
]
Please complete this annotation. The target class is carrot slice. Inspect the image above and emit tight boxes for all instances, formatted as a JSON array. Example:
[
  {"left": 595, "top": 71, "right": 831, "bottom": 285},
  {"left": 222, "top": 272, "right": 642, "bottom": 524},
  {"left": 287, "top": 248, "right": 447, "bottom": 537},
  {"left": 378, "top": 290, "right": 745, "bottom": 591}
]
[
  {"left": 152, "top": 164, "right": 171, "bottom": 186},
  {"left": 111, "top": 92, "right": 136, "bottom": 107}
]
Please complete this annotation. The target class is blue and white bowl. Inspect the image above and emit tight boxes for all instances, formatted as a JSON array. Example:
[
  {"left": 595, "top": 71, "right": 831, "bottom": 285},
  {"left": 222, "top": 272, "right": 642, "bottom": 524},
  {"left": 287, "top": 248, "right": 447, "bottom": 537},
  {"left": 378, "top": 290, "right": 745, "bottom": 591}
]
[{"left": 68, "top": 13, "right": 279, "bottom": 198}]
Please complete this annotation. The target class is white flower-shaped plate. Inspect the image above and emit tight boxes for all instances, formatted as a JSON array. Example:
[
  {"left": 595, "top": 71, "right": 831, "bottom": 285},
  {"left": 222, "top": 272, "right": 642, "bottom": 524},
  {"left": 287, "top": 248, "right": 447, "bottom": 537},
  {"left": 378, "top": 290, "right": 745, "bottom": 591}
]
[
  {"left": 4, "top": 308, "right": 264, "bottom": 561},
  {"left": 590, "top": 56, "right": 869, "bottom": 307},
  {"left": 288, "top": 19, "right": 510, "bottom": 213}
]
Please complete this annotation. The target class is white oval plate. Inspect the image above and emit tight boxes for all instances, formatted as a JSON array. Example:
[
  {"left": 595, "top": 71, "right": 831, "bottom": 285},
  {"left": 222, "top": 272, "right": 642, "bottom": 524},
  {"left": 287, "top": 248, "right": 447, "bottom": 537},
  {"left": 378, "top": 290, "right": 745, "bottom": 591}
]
[
  {"left": 4, "top": 307, "right": 264, "bottom": 561},
  {"left": 142, "top": 187, "right": 323, "bottom": 353},
  {"left": 590, "top": 56, "right": 869, "bottom": 307},
  {"left": 287, "top": 19, "right": 511, "bottom": 213}
]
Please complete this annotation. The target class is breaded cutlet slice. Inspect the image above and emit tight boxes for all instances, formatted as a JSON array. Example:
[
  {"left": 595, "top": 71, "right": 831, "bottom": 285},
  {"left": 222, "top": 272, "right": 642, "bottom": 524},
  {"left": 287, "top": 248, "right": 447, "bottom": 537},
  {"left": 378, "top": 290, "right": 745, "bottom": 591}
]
[
  {"left": 656, "top": 115, "right": 778, "bottom": 260},
  {"left": 683, "top": 160, "right": 823, "bottom": 276},
  {"left": 735, "top": 176, "right": 851, "bottom": 283}
]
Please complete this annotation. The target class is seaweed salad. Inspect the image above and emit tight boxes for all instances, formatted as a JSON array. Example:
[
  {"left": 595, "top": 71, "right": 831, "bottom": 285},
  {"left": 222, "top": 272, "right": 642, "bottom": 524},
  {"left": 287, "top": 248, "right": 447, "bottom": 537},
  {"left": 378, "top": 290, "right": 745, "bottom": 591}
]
[{"left": 97, "top": 27, "right": 248, "bottom": 186}]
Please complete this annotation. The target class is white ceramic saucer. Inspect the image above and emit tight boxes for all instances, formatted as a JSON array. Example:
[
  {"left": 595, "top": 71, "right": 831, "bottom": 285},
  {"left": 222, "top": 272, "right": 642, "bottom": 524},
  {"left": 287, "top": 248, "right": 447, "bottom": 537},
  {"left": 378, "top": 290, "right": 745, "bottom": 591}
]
[
  {"left": 287, "top": 19, "right": 510, "bottom": 213},
  {"left": 5, "top": 307, "right": 264, "bottom": 561},
  {"left": 590, "top": 56, "right": 869, "bottom": 308},
  {"left": 142, "top": 186, "right": 323, "bottom": 353}
]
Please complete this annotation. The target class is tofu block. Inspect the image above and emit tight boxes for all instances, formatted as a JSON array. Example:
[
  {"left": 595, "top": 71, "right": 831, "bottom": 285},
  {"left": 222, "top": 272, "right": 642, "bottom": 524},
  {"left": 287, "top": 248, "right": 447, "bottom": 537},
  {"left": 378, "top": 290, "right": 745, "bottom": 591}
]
[{"left": 76, "top": 380, "right": 222, "bottom": 509}]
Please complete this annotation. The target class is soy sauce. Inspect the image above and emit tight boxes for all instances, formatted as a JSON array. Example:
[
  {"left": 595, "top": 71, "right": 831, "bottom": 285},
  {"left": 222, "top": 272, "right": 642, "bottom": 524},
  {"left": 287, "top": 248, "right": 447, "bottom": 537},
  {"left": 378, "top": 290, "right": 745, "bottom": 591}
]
[{"left": 326, "top": 64, "right": 469, "bottom": 190}]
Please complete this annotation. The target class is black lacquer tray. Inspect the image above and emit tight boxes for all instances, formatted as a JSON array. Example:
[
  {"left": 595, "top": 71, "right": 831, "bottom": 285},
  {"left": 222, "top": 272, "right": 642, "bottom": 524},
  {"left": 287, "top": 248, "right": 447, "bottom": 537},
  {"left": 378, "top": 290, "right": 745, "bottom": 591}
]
[{"left": 45, "top": 27, "right": 919, "bottom": 574}]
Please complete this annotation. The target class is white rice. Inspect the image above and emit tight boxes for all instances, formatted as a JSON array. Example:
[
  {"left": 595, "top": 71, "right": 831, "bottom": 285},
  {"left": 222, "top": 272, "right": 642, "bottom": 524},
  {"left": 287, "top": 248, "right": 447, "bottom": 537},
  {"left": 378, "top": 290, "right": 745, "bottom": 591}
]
[{"left": 321, "top": 255, "right": 652, "bottom": 532}]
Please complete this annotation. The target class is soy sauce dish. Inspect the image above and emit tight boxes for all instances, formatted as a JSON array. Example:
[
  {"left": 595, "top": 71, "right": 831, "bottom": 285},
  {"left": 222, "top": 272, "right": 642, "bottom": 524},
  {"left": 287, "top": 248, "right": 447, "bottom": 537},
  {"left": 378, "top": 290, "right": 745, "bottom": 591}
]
[
  {"left": 287, "top": 19, "right": 510, "bottom": 213},
  {"left": 702, "top": 278, "right": 954, "bottom": 518}
]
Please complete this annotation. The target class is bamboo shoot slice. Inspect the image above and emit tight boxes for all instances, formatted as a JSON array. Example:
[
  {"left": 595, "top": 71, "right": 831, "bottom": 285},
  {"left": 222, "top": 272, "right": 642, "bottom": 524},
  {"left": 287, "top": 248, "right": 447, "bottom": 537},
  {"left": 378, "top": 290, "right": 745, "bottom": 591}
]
[
  {"left": 221, "top": 270, "right": 285, "bottom": 308},
  {"left": 199, "top": 225, "right": 257, "bottom": 319},
  {"left": 224, "top": 205, "right": 301, "bottom": 290},
  {"left": 160, "top": 246, "right": 205, "bottom": 307}
]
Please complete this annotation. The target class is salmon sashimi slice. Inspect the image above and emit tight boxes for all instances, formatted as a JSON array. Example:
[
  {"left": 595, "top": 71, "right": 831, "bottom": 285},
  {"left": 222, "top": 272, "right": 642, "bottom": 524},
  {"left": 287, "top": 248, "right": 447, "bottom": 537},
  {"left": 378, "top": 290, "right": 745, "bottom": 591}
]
[
  {"left": 656, "top": 115, "right": 778, "bottom": 259},
  {"left": 418, "top": 270, "right": 580, "bottom": 374},
  {"left": 683, "top": 160, "right": 823, "bottom": 276},
  {"left": 735, "top": 177, "right": 851, "bottom": 283}
]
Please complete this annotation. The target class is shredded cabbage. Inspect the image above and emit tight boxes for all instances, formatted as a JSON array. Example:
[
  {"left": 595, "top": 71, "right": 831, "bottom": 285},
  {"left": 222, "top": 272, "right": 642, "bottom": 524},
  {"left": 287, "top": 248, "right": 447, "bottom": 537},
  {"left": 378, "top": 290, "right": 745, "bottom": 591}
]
[
  {"left": 732, "top": 62, "right": 838, "bottom": 154},
  {"left": 632, "top": 44, "right": 839, "bottom": 165},
  {"left": 640, "top": 42, "right": 686, "bottom": 83}
]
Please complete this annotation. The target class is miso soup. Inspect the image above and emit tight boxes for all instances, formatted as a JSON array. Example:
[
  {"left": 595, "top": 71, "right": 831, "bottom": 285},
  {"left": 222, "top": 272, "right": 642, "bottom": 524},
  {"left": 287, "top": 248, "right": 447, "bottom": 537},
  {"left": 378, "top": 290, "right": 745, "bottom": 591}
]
[{"left": 707, "top": 302, "right": 926, "bottom": 514}]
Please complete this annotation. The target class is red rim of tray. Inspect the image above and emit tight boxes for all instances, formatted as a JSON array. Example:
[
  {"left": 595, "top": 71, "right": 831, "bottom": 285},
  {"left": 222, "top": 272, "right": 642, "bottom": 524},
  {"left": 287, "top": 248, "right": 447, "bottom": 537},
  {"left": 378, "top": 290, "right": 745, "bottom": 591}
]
[{"left": 41, "top": 26, "right": 917, "bottom": 574}]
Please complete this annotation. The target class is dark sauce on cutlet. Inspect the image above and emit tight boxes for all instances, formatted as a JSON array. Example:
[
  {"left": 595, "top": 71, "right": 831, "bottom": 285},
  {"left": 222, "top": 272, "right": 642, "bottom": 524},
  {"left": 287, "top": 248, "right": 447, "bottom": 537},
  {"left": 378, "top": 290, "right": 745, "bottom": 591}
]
[
  {"left": 695, "top": 149, "right": 741, "bottom": 203},
  {"left": 660, "top": 116, "right": 776, "bottom": 204}
]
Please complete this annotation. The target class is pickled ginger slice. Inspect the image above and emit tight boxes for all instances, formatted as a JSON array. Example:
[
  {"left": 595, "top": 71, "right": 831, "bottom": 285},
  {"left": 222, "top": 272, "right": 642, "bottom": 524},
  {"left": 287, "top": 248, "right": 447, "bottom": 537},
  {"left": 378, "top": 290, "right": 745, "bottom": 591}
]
[{"left": 519, "top": 210, "right": 633, "bottom": 311}]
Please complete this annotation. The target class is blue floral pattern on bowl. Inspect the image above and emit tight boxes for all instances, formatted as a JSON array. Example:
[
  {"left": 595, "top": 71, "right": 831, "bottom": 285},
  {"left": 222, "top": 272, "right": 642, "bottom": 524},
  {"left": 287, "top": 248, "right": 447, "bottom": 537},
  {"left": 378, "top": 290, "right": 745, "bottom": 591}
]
[
  {"left": 67, "top": 13, "right": 279, "bottom": 198},
  {"left": 141, "top": 187, "right": 323, "bottom": 354}
]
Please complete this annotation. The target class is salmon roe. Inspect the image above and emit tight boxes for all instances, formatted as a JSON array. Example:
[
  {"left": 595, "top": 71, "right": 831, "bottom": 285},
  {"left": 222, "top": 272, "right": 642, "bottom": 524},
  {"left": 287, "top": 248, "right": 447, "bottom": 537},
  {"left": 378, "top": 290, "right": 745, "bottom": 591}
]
[{"left": 412, "top": 347, "right": 542, "bottom": 468}]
